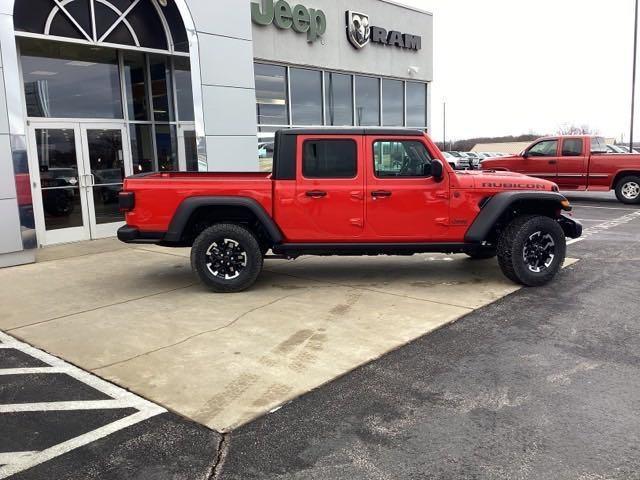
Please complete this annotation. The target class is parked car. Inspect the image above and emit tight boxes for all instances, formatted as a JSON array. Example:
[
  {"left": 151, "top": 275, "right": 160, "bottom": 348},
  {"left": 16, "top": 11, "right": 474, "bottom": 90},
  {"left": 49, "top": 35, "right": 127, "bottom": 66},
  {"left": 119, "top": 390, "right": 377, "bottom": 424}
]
[
  {"left": 464, "top": 152, "right": 482, "bottom": 169},
  {"left": 258, "top": 141, "right": 275, "bottom": 158},
  {"left": 615, "top": 145, "right": 640, "bottom": 154},
  {"left": 118, "top": 128, "right": 581, "bottom": 292},
  {"left": 606, "top": 144, "right": 625, "bottom": 154},
  {"left": 481, "top": 135, "right": 640, "bottom": 204},
  {"left": 444, "top": 151, "right": 471, "bottom": 170}
]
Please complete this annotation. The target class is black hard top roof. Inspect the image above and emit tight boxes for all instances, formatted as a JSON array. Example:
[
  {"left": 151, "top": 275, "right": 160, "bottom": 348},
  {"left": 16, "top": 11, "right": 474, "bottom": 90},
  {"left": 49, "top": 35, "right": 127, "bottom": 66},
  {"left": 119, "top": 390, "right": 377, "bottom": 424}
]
[{"left": 277, "top": 128, "right": 426, "bottom": 136}]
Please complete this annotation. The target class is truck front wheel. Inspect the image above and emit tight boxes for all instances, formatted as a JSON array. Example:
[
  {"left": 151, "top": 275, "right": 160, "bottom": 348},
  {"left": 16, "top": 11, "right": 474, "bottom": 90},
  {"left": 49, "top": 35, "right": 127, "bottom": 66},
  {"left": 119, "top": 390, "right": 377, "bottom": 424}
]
[
  {"left": 191, "top": 223, "right": 263, "bottom": 293},
  {"left": 615, "top": 176, "right": 640, "bottom": 204},
  {"left": 497, "top": 215, "right": 566, "bottom": 287}
]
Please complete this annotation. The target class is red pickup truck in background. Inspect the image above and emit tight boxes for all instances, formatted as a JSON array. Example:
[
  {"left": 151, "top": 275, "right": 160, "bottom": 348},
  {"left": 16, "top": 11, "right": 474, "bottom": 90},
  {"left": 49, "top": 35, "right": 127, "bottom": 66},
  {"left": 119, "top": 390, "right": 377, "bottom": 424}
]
[
  {"left": 118, "top": 128, "right": 581, "bottom": 292},
  {"left": 481, "top": 135, "right": 640, "bottom": 204}
]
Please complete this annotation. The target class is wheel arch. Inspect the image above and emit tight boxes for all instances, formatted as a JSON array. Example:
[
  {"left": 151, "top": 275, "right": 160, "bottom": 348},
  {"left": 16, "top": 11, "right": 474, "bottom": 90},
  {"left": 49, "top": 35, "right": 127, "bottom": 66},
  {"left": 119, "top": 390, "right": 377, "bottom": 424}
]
[
  {"left": 612, "top": 171, "right": 640, "bottom": 189},
  {"left": 164, "top": 197, "right": 284, "bottom": 247},
  {"left": 465, "top": 191, "right": 569, "bottom": 243}
]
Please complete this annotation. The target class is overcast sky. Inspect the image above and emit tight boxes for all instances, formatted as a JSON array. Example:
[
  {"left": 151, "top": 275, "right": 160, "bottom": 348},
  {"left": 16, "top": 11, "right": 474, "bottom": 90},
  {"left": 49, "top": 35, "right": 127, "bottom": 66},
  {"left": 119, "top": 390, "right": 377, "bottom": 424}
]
[{"left": 396, "top": 0, "right": 637, "bottom": 142}]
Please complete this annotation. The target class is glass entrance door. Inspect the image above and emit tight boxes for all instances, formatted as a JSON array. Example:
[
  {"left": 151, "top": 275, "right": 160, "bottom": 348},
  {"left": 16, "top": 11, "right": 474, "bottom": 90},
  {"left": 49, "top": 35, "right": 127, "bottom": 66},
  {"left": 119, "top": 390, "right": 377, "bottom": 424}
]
[
  {"left": 80, "top": 125, "right": 131, "bottom": 239},
  {"left": 28, "top": 123, "right": 131, "bottom": 245}
]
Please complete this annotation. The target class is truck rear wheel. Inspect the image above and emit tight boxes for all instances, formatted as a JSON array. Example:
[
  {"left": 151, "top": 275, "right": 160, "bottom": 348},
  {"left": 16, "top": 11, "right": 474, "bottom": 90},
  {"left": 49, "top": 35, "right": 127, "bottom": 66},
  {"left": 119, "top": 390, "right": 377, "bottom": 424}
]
[
  {"left": 191, "top": 223, "right": 263, "bottom": 293},
  {"left": 497, "top": 215, "right": 566, "bottom": 287},
  {"left": 615, "top": 176, "right": 640, "bottom": 204}
]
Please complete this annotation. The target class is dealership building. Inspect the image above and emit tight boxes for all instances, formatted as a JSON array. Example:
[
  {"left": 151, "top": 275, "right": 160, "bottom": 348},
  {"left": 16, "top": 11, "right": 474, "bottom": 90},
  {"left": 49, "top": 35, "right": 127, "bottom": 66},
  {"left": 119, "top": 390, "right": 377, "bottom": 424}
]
[{"left": 0, "top": 0, "right": 433, "bottom": 268}]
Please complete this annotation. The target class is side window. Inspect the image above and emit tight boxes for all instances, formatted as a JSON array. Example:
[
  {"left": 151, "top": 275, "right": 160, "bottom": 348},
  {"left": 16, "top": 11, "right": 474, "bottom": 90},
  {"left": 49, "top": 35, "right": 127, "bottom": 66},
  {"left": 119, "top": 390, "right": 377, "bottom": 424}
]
[
  {"left": 562, "top": 139, "right": 583, "bottom": 156},
  {"left": 302, "top": 140, "right": 357, "bottom": 178},
  {"left": 590, "top": 137, "right": 608, "bottom": 153},
  {"left": 373, "top": 140, "right": 433, "bottom": 178},
  {"left": 528, "top": 140, "right": 558, "bottom": 157}
]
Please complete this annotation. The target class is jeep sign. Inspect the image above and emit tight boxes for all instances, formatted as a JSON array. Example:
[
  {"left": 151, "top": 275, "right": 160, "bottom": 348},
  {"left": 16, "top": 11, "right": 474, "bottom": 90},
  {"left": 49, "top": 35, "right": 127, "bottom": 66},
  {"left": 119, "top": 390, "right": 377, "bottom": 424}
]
[{"left": 251, "top": 0, "right": 327, "bottom": 43}]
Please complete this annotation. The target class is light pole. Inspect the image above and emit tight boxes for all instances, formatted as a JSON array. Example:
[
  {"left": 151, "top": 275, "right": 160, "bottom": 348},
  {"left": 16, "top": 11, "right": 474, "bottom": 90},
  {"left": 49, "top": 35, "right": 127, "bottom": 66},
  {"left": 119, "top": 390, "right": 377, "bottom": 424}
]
[
  {"left": 631, "top": 0, "right": 639, "bottom": 152},
  {"left": 443, "top": 100, "right": 447, "bottom": 151}
]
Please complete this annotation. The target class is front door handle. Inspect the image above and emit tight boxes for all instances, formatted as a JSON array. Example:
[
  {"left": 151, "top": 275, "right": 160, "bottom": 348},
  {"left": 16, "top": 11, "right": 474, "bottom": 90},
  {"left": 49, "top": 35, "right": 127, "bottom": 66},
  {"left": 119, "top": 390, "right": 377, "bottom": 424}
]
[
  {"left": 548, "top": 160, "right": 557, "bottom": 165},
  {"left": 371, "top": 190, "right": 392, "bottom": 198},
  {"left": 306, "top": 190, "right": 327, "bottom": 198}
]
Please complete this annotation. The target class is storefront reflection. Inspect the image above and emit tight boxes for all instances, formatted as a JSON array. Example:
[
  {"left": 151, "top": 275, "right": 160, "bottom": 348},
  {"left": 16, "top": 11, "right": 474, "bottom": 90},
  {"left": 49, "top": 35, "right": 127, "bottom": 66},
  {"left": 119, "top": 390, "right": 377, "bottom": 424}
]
[{"left": 12, "top": 138, "right": 37, "bottom": 249}]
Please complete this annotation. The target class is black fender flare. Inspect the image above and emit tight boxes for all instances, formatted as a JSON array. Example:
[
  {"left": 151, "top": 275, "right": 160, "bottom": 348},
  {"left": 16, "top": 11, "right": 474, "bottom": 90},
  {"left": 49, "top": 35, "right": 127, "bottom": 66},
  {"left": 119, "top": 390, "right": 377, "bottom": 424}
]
[
  {"left": 464, "top": 191, "right": 569, "bottom": 243},
  {"left": 164, "top": 196, "right": 284, "bottom": 244}
]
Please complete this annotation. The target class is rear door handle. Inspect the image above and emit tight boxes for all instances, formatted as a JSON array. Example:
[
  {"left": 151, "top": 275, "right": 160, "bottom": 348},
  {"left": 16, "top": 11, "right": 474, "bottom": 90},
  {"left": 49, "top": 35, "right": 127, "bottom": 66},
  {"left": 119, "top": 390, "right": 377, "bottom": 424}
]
[
  {"left": 371, "top": 190, "right": 392, "bottom": 198},
  {"left": 306, "top": 190, "right": 327, "bottom": 198}
]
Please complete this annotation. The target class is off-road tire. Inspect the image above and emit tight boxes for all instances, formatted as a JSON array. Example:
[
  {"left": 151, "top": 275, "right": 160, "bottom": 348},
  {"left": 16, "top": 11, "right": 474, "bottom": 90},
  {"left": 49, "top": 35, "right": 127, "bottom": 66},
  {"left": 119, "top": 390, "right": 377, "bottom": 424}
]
[
  {"left": 614, "top": 175, "right": 640, "bottom": 204},
  {"left": 465, "top": 247, "right": 497, "bottom": 260},
  {"left": 191, "top": 223, "right": 263, "bottom": 293},
  {"left": 497, "top": 215, "right": 566, "bottom": 287}
]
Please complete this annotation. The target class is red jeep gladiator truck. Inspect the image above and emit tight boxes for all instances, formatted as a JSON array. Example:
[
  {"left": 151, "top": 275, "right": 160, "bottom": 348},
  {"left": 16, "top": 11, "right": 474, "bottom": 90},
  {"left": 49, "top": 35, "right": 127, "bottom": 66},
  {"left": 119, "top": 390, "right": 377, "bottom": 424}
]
[
  {"left": 481, "top": 135, "right": 640, "bottom": 204},
  {"left": 118, "top": 128, "right": 581, "bottom": 293}
]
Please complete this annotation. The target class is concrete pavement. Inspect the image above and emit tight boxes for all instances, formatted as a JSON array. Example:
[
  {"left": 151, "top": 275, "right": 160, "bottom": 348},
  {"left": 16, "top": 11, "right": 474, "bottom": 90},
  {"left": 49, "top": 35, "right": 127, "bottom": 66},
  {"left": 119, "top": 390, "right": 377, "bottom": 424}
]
[{"left": 2, "top": 239, "right": 532, "bottom": 432}]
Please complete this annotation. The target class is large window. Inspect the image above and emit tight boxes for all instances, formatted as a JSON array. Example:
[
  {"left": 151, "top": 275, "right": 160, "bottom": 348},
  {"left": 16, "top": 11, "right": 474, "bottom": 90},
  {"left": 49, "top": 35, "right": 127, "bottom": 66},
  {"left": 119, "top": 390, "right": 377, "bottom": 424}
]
[
  {"left": 303, "top": 140, "right": 357, "bottom": 178},
  {"left": 355, "top": 76, "right": 380, "bottom": 126},
  {"left": 255, "top": 63, "right": 288, "bottom": 126},
  {"left": 254, "top": 63, "right": 429, "bottom": 131},
  {"left": 123, "top": 52, "right": 149, "bottom": 121},
  {"left": 149, "top": 54, "right": 174, "bottom": 122},
  {"left": 382, "top": 79, "right": 404, "bottom": 127},
  {"left": 174, "top": 57, "right": 195, "bottom": 122},
  {"left": 20, "top": 39, "right": 122, "bottom": 119},
  {"left": 325, "top": 72, "right": 353, "bottom": 126},
  {"left": 290, "top": 68, "right": 323, "bottom": 125},
  {"left": 406, "top": 82, "right": 427, "bottom": 128}
]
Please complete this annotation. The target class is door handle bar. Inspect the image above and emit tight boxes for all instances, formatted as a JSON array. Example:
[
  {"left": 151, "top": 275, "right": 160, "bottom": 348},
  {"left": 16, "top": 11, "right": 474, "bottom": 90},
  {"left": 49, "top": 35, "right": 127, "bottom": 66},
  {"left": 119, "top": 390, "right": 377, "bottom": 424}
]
[
  {"left": 371, "top": 190, "right": 392, "bottom": 198},
  {"left": 306, "top": 190, "right": 327, "bottom": 198}
]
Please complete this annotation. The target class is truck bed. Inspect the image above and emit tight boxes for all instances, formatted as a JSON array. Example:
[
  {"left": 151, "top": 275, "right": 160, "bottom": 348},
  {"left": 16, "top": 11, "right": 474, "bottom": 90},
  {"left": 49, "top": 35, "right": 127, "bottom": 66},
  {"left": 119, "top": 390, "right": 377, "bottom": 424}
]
[{"left": 123, "top": 172, "right": 273, "bottom": 232}]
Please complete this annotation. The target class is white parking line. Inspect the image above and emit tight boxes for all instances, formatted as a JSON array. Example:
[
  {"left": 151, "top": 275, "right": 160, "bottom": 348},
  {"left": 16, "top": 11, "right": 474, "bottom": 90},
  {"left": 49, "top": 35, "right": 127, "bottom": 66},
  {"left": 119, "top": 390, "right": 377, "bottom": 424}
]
[
  {"left": 0, "top": 331, "right": 166, "bottom": 479},
  {"left": 568, "top": 210, "right": 640, "bottom": 245},
  {"left": 571, "top": 204, "right": 638, "bottom": 211},
  {"left": 0, "top": 367, "right": 71, "bottom": 375}
]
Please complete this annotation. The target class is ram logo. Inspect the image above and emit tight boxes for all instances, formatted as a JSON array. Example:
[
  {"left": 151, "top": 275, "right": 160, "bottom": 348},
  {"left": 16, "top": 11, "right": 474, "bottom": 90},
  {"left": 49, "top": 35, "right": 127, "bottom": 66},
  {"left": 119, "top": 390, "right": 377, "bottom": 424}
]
[{"left": 346, "top": 11, "right": 370, "bottom": 49}]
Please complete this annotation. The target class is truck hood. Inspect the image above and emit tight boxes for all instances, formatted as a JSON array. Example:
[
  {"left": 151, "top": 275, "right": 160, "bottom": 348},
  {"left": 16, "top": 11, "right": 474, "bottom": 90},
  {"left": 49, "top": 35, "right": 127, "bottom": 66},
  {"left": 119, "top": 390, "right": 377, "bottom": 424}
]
[{"left": 455, "top": 169, "right": 557, "bottom": 191}]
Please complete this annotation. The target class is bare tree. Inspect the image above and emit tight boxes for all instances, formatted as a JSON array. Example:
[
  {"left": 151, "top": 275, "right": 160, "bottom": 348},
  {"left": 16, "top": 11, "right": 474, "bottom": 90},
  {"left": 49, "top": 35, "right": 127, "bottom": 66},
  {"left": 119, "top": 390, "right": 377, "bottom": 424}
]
[{"left": 556, "top": 124, "right": 598, "bottom": 135}]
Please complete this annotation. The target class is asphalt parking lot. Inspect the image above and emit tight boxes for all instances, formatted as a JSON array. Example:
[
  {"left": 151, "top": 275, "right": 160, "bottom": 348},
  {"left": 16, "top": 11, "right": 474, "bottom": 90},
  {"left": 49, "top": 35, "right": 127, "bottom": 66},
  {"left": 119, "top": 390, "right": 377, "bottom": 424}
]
[{"left": 1, "top": 192, "right": 640, "bottom": 479}]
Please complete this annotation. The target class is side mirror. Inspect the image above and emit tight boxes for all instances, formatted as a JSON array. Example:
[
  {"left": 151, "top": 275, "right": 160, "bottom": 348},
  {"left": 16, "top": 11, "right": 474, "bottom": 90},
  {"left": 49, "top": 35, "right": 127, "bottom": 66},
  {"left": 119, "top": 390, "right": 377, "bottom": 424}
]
[
  {"left": 431, "top": 159, "right": 444, "bottom": 181},
  {"left": 522, "top": 151, "right": 530, "bottom": 159}
]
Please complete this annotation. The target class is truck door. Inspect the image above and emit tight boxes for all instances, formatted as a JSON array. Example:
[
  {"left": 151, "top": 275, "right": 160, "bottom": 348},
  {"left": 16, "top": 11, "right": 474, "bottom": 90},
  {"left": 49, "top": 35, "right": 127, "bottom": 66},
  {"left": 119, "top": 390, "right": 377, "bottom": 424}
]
[
  {"left": 364, "top": 136, "right": 450, "bottom": 241},
  {"left": 279, "top": 135, "right": 365, "bottom": 242},
  {"left": 520, "top": 139, "right": 559, "bottom": 182},
  {"left": 557, "top": 137, "right": 588, "bottom": 190}
]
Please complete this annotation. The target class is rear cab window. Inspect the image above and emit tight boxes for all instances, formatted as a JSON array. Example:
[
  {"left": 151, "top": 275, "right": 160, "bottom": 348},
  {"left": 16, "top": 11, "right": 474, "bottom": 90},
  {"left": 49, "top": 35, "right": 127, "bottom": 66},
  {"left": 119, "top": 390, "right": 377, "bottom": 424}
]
[
  {"left": 302, "top": 139, "right": 357, "bottom": 178},
  {"left": 561, "top": 138, "right": 584, "bottom": 156}
]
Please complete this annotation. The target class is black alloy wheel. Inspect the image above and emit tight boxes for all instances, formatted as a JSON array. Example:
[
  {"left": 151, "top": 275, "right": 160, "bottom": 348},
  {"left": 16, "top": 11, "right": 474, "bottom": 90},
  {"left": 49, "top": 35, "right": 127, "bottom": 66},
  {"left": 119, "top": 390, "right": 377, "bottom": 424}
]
[
  {"left": 522, "top": 231, "right": 556, "bottom": 273},
  {"left": 205, "top": 238, "right": 248, "bottom": 280},
  {"left": 191, "top": 223, "right": 264, "bottom": 293}
]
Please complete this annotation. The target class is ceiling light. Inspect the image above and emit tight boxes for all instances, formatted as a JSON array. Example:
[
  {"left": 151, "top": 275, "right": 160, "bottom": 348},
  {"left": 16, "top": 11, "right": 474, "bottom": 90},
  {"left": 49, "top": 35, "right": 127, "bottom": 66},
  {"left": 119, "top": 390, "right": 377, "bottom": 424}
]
[
  {"left": 30, "top": 71, "right": 58, "bottom": 76},
  {"left": 66, "top": 61, "right": 97, "bottom": 67}
]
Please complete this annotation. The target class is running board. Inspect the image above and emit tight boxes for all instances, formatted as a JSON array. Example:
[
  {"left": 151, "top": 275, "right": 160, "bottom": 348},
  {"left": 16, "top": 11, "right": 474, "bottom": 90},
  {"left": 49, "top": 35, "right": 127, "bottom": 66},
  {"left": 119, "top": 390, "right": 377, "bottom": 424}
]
[{"left": 272, "top": 243, "right": 471, "bottom": 257}]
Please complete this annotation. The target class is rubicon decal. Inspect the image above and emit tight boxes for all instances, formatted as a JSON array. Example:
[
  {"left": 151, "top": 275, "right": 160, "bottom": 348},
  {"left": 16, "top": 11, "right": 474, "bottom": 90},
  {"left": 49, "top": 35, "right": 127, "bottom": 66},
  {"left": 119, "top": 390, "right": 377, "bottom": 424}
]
[
  {"left": 346, "top": 10, "right": 422, "bottom": 51},
  {"left": 482, "top": 182, "right": 547, "bottom": 190}
]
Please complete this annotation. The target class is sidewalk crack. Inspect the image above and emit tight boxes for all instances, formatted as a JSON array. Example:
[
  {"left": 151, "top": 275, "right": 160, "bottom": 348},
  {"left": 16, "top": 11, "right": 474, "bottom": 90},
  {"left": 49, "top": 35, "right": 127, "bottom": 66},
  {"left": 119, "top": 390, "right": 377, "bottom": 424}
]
[
  {"left": 208, "top": 433, "right": 229, "bottom": 480},
  {"left": 92, "top": 292, "right": 301, "bottom": 372}
]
